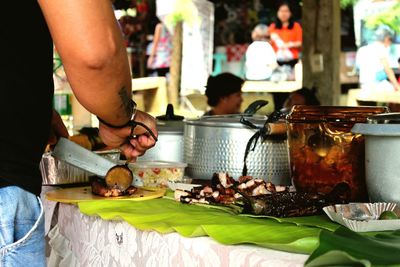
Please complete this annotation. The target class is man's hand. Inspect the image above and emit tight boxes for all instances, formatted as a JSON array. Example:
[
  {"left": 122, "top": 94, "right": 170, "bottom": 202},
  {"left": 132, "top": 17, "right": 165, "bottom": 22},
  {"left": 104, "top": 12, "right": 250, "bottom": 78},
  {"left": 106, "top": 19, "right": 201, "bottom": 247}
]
[
  {"left": 48, "top": 109, "right": 70, "bottom": 146},
  {"left": 99, "top": 110, "right": 157, "bottom": 161}
]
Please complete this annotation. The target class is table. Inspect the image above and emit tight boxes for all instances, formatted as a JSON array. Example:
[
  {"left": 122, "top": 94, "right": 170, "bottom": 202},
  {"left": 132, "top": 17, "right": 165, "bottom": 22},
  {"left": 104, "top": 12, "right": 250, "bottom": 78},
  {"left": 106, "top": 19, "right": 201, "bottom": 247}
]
[
  {"left": 242, "top": 81, "right": 302, "bottom": 93},
  {"left": 131, "top": 77, "right": 169, "bottom": 115},
  {"left": 347, "top": 88, "right": 400, "bottom": 105},
  {"left": 46, "top": 203, "right": 307, "bottom": 267}
]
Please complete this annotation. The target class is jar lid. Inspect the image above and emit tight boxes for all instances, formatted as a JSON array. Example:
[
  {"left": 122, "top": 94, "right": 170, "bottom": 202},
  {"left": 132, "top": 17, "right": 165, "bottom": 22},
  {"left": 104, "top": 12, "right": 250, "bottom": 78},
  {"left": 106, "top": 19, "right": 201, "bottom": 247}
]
[{"left": 286, "top": 105, "right": 388, "bottom": 123}]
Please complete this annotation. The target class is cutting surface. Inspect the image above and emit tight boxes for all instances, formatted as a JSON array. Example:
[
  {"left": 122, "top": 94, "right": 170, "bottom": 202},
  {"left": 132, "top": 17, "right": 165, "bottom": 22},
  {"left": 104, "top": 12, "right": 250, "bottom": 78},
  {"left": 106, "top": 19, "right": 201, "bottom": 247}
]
[{"left": 46, "top": 186, "right": 166, "bottom": 203}]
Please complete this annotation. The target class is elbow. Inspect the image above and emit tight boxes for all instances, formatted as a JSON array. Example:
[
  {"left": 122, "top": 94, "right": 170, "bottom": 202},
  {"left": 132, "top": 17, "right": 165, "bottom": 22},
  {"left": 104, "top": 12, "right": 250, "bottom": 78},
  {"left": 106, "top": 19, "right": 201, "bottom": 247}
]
[{"left": 80, "top": 42, "right": 122, "bottom": 70}]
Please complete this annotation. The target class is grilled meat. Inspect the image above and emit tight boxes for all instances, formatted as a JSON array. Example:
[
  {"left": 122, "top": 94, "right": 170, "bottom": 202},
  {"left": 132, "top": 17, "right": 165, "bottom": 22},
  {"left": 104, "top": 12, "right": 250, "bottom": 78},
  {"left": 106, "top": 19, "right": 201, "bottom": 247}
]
[
  {"left": 91, "top": 177, "right": 137, "bottom": 197},
  {"left": 176, "top": 173, "right": 351, "bottom": 217}
]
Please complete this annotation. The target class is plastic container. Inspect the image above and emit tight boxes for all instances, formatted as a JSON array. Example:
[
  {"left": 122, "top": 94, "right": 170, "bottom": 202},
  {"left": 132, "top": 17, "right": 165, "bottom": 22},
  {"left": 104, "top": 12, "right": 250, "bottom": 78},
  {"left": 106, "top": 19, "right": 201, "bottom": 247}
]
[
  {"left": 286, "top": 106, "right": 387, "bottom": 201},
  {"left": 352, "top": 113, "right": 400, "bottom": 204},
  {"left": 127, "top": 161, "right": 187, "bottom": 187}
]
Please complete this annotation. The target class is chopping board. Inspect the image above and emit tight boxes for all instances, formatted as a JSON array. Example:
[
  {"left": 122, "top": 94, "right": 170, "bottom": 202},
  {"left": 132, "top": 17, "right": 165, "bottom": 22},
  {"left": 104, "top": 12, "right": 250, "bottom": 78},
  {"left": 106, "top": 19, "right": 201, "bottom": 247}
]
[{"left": 46, "top": 186, "right": 166, "bottom": 203}]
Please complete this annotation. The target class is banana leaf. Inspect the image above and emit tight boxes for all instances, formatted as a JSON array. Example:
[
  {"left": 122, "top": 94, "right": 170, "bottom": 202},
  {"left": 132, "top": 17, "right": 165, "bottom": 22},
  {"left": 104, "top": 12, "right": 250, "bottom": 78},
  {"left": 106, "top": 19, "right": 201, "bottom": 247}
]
[
  {"left": 306, "top": 226, "right": 400, "bottom": 267},
  {"left": 78, "top": 197, "right": 339, "bottom": 254}
]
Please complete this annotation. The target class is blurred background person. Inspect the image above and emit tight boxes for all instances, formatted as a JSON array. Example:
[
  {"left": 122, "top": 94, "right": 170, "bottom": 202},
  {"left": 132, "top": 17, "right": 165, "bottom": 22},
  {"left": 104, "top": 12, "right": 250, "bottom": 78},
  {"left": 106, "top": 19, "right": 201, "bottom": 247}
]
[
  {"left": 356, "top": 25, "right": 400, "bottom": 92},
  {"left": 269, "top": 1, "right": 302, "bottom": 68},
  {"left": 245, "top": 24, "right": 277, "bottom": 81},
  {"left": 147, "top": 18, "right": 172, "bottom": 77},
  {"left": 397, "top": 57, "right": 400, "bottom": 84},
  {"left": 118, "top": 15, "right": 147, "bottom": 78},
  {"left": 204, "top": 73, "right": 244, "bottom": 116},
  {"left": 282, "top": 87, "right": 320, "bottom": 112}
]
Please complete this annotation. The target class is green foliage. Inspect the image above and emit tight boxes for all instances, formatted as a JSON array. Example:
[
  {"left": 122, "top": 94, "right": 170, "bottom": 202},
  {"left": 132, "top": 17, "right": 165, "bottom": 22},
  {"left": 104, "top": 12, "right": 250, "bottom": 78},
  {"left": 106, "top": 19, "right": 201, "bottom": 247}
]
[
  {"left": 340, "top": 0, "right": 359, "bottom": 9},
  {"left": 165, "top": 0, "right": 199, "bottom": 28},
  {"left": 306, "top": 227, "right": 400, "bottom": 266},
  {"left": 364, "top": 3, "right": 400, "bottom": 34}
]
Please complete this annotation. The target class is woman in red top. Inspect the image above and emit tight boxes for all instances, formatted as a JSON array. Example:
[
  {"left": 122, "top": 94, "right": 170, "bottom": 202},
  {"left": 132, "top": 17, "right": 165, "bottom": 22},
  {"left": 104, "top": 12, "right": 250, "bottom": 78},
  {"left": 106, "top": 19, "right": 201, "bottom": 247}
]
[{"left": 269, "top": 2, "right": 302, "bottom": 67}]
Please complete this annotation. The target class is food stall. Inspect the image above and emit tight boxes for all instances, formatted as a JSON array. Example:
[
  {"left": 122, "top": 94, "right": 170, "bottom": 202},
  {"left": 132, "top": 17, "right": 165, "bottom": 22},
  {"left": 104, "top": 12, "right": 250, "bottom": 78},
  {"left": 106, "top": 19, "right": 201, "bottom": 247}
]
[
  {"left": 40, "top": 1, "right": 400, "bottom": 266},
  {"left": 42, "top": 106, "right": 400, "bottom": 267}
]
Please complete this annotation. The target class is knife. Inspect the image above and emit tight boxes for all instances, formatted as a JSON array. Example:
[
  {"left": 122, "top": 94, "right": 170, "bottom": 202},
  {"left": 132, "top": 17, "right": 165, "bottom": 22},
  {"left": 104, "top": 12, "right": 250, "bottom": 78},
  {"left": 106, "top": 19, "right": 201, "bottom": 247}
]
[{"left": 53, "top": 137, "right": 143, "bottom": 187}]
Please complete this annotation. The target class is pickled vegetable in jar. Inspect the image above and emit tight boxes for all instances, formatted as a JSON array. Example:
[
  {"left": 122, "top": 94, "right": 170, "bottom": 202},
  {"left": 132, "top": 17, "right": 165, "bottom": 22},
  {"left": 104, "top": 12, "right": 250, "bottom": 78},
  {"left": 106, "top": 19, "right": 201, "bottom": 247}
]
[{"left": 286, "top": 106, "right": 388, "bottom": 201}]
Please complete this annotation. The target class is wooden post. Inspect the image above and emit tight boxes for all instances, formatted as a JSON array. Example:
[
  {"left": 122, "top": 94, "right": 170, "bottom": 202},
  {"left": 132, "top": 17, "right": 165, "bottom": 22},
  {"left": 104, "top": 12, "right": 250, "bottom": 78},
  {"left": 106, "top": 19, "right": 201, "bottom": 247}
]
[
  {"left": 302, "top": 0, "right": 341, "bottom": 105},
  {"left": 168, "top": 21, "right": 183, "bottom": 107}
]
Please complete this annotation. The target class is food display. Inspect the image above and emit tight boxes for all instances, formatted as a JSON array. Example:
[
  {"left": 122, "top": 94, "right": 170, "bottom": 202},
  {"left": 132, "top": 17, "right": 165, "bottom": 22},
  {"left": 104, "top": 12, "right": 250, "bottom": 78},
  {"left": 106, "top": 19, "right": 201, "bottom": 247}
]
[
  {"left": 127, "top": 161, "right": 187, "bottom": 187},
  {"left": 286, "top": 106, "right": 387, "bottom": 201},
  {"left": 175, "top": 173, "right": 350, "bottom": 217}
]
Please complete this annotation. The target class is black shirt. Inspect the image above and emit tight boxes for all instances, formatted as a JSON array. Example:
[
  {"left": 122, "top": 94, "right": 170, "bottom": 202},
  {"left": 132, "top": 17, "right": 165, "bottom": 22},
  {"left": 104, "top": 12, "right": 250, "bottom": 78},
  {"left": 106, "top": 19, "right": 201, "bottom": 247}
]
[{"left": 0, "top": 2, "right": 53, "bottom": 195}]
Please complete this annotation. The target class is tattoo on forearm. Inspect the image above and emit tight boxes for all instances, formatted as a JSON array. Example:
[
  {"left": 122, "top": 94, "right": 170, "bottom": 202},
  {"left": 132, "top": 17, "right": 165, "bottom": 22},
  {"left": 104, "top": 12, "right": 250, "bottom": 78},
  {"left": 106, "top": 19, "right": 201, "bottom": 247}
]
[{"left": 118, "top": 87, "right": 132, "bottom": 117}]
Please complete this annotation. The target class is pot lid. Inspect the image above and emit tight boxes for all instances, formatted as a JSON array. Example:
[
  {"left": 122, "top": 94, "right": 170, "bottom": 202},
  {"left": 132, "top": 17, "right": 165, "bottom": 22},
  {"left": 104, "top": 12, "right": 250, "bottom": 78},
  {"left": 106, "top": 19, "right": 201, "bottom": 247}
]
[
  {"left": 156, "top": 104, "right": 184, "bottom": 121},
  {"left": 156, "top": 120, "right": 183, "bottom": 133},
  {"left": 156, "top": 104, "right": 184, "bottom": 133},
  {"left": 367, "top": 113, "right": 400, "bottom": 124},
  {"left": 184, "top": 114, "right": 268, "bottom": 129},
  {"left": 351, "top": 123, "right": 400, "bottom": 136},
  {"left": 352, "top": 113, "right": 400, "bottom": 136}
]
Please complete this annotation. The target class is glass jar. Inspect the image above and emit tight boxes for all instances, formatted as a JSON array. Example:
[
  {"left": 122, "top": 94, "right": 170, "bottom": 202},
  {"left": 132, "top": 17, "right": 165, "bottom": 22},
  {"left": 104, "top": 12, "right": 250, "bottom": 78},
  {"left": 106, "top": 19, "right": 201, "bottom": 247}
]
[{"left": 286, "top": 106, "right": 388, "bottom": 201}]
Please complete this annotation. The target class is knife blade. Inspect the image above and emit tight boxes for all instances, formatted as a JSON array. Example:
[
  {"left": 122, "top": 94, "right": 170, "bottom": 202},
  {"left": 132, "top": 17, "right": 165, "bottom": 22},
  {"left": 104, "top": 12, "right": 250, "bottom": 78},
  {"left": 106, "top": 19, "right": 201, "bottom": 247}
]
[{"left": 53, "top": 137, "right": 143, "bottom": 187}]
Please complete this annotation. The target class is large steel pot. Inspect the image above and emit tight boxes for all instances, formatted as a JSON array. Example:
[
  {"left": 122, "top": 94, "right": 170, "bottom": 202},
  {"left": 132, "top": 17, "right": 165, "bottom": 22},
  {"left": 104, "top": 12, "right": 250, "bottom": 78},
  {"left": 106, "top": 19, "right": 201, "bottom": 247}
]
[
  {"left": 352, "top": 113, "right": 400, "bottom": 204},
  {"left": 184, "top": 115, "right": 290, "bottom": 184},
  {"left": 138, "top": 105, "right": 184, "bottom": 162}
]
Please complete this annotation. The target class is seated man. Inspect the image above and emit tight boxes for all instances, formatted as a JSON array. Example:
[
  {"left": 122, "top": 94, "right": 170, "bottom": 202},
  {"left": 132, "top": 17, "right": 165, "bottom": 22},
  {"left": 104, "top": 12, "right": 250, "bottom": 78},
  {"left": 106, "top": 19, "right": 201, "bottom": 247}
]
[
  {"left": 245, "top": 24, "right": 277, "bottom": 81},
  {"left": 356, "top": 26, "right": 400, "bottom": 92},
  {"left": 204, "top": 73, "right": 244, "bottom": 116}
]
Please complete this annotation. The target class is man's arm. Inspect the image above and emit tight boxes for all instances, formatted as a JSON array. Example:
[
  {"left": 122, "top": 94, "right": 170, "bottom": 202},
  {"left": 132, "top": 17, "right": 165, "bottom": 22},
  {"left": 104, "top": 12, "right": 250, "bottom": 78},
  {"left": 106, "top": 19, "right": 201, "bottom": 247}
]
[
  {"left": 38, "top": 0, "right": 132, "bottom": 126},
  {"left": 38, "top": 0, "right": 157, "bottom": 160},
  {"left": 382, "top": 58, "right": 400, "bottom": 91}
]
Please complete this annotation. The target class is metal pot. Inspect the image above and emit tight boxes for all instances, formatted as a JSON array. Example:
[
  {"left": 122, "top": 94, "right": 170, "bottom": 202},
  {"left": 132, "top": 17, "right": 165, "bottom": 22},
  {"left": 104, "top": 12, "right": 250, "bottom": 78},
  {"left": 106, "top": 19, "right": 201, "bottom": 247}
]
[
  {"left": 183, "top": 115, "right": 290, "bottom": 184},
  {"left": 352, "top": 112, "right": 400, "bottom": 204},
  {"left": 138, "top": 104, "right": 184, "bottom": 162}
]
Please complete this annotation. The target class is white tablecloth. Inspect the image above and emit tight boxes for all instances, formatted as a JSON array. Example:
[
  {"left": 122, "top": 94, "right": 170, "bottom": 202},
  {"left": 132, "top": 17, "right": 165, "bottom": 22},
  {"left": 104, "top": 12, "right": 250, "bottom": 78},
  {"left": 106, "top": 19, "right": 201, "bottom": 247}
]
[{"left": 46, "top": 203, "right": 308, "bottom": 267}]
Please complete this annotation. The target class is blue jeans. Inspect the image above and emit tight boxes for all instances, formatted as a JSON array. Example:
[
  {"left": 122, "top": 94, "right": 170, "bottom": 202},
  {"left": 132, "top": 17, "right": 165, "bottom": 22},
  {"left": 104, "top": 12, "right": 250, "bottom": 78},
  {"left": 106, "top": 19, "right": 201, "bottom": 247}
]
[{"left": 0, "top": 186, "right": 45, "bottom": 267}]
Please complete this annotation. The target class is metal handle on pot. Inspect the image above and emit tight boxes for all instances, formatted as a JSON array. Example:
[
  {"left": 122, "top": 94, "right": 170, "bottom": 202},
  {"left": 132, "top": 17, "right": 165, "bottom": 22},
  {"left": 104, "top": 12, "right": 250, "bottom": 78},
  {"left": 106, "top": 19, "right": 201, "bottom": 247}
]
[
  {"left": 263, "top": 110, "right": 287, "bottom": 136},
  {"left": 243, "top": 100, "right": 269, "bottom": 115},
  {"left": 264, "top": 122, "right": 287, "bottom": 135}
]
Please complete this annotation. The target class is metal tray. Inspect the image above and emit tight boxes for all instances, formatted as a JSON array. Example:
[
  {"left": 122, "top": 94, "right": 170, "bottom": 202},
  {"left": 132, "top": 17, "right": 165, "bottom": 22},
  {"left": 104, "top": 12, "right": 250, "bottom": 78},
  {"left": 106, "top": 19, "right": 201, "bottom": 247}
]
[{"left": 323, "top": 202, "right": 400, "bottom": 232}]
